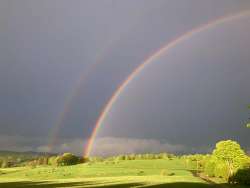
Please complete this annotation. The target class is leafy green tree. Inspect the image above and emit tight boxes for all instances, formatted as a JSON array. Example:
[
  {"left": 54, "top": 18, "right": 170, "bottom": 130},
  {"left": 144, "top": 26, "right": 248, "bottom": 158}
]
[
  {"left": 56, "top": 153, "right": 80, "bottom": 166},
  {"left": 212, "top": 140, "right": 248, "bottom": 178},
  {"left": 214, "top": 161, "right": 229, "bottom": 178}
]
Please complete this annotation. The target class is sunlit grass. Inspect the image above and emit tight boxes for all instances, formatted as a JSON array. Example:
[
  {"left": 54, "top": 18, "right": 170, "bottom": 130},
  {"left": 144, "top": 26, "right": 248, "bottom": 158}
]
[
  {"left": 0, "top": 158, "right": 207, "bottom": 187},
  {"left": 1, "top": 158, "right": 248, "bottom": 187}
]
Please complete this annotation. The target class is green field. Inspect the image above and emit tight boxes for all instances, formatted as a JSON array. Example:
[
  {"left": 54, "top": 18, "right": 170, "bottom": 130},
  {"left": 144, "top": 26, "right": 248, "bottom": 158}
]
[{"left": 0, "top": 158, "right": 244, "bottom": 188}]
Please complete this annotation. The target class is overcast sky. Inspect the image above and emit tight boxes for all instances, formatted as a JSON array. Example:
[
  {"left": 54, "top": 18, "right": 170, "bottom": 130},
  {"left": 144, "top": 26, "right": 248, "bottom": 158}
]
[{"left": 0, "top": 0, "right": 250, "bottom": 156}]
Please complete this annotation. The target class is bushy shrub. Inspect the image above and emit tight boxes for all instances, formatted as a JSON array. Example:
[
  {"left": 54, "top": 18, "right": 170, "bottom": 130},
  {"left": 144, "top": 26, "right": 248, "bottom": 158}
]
[
  {"left": 199, "top": 155, "right": 211, "bottom": 170},
  {"left": 80, "top": 157, "right": 88, "bottom": 163},
  {"left": 168, "top": 172, "right": 175, "bottom": 176},
  {"left": 116, "top": 155, "right": 125, "bottom": 161},
  {"left": 56, "top": 153, "right": 80, "bottom": 166},
  {"left": 182, "top": 154, "right": 210, "bottom": 171},
  {"left": 159, "top": 169, "right": 175, "bottom": 176},
  {"left": 160, "top": 169, "right": 168, "bottom": 176},
  {"left": 137, "top": 170, "right": 144, "bottom": 175},
  {"left": 229, "top": 167, "right": 250, "bottom": 185},
  {"left": 204, "top": 158, "right": 216, "bottom": 177},
  {"left": 48, "top": 156, "right": 58, "bottom": 166}
]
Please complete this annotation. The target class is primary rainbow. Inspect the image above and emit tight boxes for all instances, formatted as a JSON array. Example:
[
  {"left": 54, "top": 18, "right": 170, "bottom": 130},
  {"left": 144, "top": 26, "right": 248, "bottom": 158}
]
[{"left": 84, "top": 10, "right": 250, "bottom": 157}]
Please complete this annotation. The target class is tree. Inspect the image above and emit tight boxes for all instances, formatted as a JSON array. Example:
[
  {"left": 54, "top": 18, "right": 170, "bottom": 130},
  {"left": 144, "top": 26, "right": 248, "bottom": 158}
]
[
  {"left": 56, "top": 153, "right": 80, "bottom": 166},
  {"left": 48, "top": 156, "right": 57, "bottom": 166},
  {"left": 212, "top": 140, "right": 248, "bottom": 178},
  {"left": 247, "top": 105, "right": 250, "bottom": 128},
  {"left": 204, "top": 158, "right": 217, "bottom": 177}
]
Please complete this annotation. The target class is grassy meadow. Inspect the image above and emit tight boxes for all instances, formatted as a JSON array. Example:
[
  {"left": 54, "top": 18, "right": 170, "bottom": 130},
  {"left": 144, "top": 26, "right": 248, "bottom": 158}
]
[{"left": 0, "top": 158, "right": 247, "bottom": 188}]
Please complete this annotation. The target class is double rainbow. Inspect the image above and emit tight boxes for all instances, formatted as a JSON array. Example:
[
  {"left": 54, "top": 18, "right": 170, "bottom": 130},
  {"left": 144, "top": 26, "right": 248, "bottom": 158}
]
[{"left": 84, "top": 10, "right": 250, "bottom": 157}]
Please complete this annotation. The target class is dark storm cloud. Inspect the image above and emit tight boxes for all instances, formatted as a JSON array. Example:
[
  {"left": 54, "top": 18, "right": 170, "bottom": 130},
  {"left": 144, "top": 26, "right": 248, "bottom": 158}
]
[
  {"left": 0, "top": 0, "right": 250, "bottom": 154},
  {"left": 98, "top": 16, "right": 250, "bottom": 154}
]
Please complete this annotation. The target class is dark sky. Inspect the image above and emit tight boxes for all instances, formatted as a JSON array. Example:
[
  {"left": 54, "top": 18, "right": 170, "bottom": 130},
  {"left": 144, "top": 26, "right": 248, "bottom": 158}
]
[{"left": 0, "top": 0, "right": 250, "bottom": 155}]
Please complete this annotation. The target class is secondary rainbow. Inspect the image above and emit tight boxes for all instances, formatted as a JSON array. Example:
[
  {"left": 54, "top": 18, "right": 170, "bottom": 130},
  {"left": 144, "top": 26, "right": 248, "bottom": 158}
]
[
  {"left": 47, "top": 18, "right": 143, "bottom": 152},
  {"left": 84, "top": 10, "right": 250, "bottom": 157},
  {"left": 47, "top": 40, "right": 117, "bottom": 152}
]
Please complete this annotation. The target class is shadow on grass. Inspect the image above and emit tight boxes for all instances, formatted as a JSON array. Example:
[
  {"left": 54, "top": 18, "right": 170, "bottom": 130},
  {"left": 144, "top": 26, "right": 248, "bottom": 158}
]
[
  {"left": 0, "top": 181, "right": 145, "bottom": 188},
  {"left": 0, "top": 181, "right": 231, "bottom": 188},
  {"left": 143, "top": 182, "right": 218, "bottom": 188},
  {"left": 0, "top": 181, "right": 94, "bottom": 188},
  {"left": 0, "top": 181, "right": 249, "bottom": 188}
]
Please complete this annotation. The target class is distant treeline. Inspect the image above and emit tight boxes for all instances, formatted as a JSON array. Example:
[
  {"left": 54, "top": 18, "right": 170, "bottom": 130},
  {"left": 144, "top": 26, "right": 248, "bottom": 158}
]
[
  {"left": 0, "top": 152, "right": 88, "bottom": 168},
  {"left": 0, "top": 151, "right": 54, "bottom": 168},
  {"left": 0, "top": 152, "right": 175, "bottom": 168},
  {"left": 89, "top": 153, "right": 176, "bottom": 163}
]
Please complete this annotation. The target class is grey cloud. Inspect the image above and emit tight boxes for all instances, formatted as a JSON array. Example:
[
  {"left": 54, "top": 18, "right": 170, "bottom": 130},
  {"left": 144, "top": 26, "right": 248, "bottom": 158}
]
[
  {"left": 91, "top": 137, "right": 195, "bottom": 156},
  {"left": 36, "top": 139, "right": 86, "bottom": 155},
  {"left": 1, "top": 0, "right": 250, "bottom": 153}
]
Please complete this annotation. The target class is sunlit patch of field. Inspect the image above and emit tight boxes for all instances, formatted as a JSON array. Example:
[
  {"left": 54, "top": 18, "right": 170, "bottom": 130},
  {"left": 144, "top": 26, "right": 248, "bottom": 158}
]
[{"left": 0, "top": 159, "right": 194, "bottom": 179}]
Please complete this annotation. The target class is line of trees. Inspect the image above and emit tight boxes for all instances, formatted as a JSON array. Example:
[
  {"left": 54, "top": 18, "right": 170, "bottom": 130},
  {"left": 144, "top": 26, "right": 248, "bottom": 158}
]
[
  {"left": 88, "top": 153, "right": 176, "bottom": 164},
  {"left": 27, "top": 153, "right": 87, "bottom": 167},
  {"left": 0, "top": 153, "right": 87, "bottom": 168},
  {"left": 0, "top": 152, "right": 42, "bottom": 168}
]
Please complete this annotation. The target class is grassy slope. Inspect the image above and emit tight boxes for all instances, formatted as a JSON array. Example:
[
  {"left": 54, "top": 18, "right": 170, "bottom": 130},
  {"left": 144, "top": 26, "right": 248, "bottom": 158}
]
[
  {"left": 0, "top": 159, "right": 194, "bottom": 179},
  {"left": 0, "top": 158, "right": 244, "bottom": 188}
]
